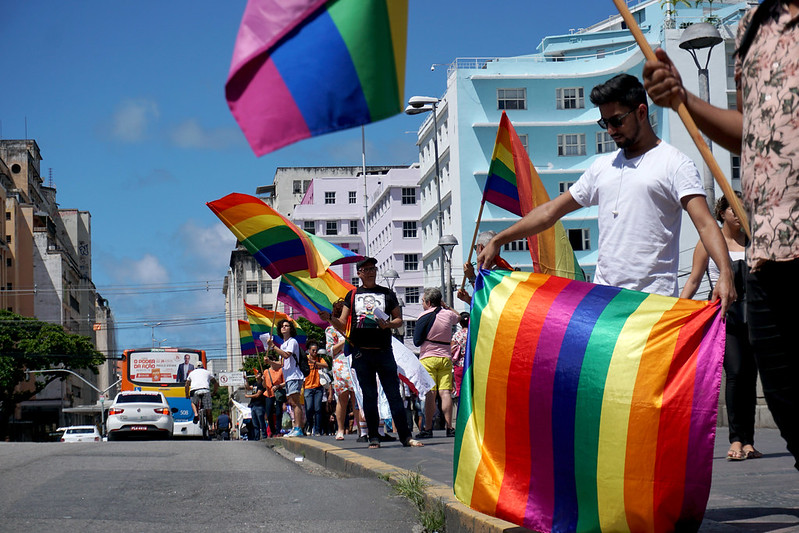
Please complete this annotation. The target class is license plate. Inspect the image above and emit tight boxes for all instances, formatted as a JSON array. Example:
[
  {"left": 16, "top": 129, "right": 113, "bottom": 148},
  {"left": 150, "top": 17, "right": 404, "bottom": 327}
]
[{"left": 131, "top": 426, "right": 148, "bottom": 431}]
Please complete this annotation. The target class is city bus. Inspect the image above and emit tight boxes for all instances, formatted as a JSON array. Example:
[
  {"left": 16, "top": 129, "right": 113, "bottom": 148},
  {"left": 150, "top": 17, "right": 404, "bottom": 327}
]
[{"left": 120, "top": 348, "right": 207, "bottom": 438}]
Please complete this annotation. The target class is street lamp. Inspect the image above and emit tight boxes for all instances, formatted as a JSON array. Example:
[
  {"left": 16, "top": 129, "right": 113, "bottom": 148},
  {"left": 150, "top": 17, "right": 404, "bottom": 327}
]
[
  {"left": 438, "top": 234, "right": 458, "bottom": 306},
  {"left": 406, "top": 95, "right": 446, "bottom": 297},
  {"left": 383, "top": 269, "right": 399, "bottom": 291},
  {"left": 680, "top": 22, "right": 723, "bottom": 210},
  {"left": 143, "top": 322, "right": 162, "bottom": 348}
]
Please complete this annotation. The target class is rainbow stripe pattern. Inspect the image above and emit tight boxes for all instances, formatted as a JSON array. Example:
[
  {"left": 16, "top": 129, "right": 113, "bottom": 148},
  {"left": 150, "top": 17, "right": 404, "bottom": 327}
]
[
  {"left": 238, "top": 320, "right": 257, "bottom": 356},
  {"left": 483, "top": 112, "right": 584, "bottom": 280},
  {"left": 226, "top": 0, "right": 408, "bottom": 156},
  {"left": 208, "top": 193, "right": 360, "bottom": 278},
  {"left": 454, "top": 269, "right": 725, "bottom": 533},
  {"left": 277, "top": 269, "right": 354, "bottom": 327},
  {"left": 244, "top": 302, "right": 307, "bottom": 349}
]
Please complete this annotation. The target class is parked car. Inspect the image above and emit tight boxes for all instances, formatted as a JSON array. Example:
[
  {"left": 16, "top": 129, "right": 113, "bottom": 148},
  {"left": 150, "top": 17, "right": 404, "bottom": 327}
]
[
  {"left": 60, "top": 425, "right": 101, "bottom": 442},
  {"left": 107, "top": 391, "right": 175, "bottom": 440}
]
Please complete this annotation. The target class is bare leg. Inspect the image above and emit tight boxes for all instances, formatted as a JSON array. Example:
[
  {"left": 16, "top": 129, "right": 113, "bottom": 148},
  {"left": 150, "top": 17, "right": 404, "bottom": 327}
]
[
  {"left": 335, "top": 390, "right": 351, "bottom": 436},
  {"left": 439, "top": 390, "right": 453, "bottom": 429},
  {"left": 424, "top": 390, "right": 437, "bottom": 431}
]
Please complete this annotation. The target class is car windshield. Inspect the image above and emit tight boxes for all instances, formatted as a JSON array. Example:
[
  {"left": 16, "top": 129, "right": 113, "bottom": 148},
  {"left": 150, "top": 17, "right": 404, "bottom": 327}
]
[
  {"left": 67, "top": 428, "right": 95, "bottom": 434},
  {"left": 116, "top": 394, "right": 162, "bottom": 404}
]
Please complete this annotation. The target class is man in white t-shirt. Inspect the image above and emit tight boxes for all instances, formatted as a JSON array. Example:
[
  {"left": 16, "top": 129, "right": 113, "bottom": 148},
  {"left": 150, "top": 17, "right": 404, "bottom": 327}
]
[
  {"left": 185, "top": 363, "right": 218, "bottom": 430},
  {"left": 477, "top": 74, "right": 735, "bottom": 313}
]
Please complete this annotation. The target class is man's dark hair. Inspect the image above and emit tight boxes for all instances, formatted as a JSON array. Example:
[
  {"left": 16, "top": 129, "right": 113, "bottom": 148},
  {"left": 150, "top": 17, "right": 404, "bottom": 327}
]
[
  {"left": 306, "top": 340, "right": 319, "bottom": 350},
  {"left": 590, "top": 73, "right": 648, "bottom": 111}
]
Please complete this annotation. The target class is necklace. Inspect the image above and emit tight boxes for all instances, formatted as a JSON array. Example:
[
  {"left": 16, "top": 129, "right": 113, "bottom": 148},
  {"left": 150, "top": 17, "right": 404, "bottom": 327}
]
[{"left": 612, "top": 150, "right": 647, "bottom": 217}]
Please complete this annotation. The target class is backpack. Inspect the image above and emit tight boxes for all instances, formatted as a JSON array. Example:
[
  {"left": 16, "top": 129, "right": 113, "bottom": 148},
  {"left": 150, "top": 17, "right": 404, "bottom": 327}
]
[{"left": 293, "top": 351, "right": 311, "bottom": 378}]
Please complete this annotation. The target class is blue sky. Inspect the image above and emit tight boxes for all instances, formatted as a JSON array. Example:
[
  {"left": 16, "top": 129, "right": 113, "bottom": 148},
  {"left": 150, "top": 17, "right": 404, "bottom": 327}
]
[{"left": 1, "top": 1, "right": 617, "bottom": 358}]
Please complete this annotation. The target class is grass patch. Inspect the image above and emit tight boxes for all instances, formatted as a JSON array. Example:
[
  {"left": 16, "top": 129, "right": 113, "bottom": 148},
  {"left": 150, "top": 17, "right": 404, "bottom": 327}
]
[
  {"left": 377, "top": 472, "right": 392, "bottom": 482},
  {"left": 392, "top": 469, "right": 446, "bottom": 532}
]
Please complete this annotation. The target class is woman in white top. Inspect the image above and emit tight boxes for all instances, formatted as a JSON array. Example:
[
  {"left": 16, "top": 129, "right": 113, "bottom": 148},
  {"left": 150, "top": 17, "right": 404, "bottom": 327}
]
[
  {"left": 267, "top": 319, "right": 305, "bottom": 438},
  {"left": 681, "top": 193, "right": 760, "bottom": 461}
]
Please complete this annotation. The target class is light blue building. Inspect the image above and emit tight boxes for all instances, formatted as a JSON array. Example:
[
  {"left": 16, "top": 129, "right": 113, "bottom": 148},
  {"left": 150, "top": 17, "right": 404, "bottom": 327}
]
[{"left": 408, "top": 0, "right": 753, "bottom": 308}]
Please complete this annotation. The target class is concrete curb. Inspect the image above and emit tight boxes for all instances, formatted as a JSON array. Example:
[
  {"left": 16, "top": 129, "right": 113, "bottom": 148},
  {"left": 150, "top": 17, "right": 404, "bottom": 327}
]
[{"left": 275, "top": 438, "right": 530, "bottom": 533}]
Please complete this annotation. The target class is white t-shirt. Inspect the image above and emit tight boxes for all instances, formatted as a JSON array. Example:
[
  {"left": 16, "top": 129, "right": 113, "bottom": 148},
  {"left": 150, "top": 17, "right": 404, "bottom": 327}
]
[
  {"left": 569, "top": 142, "right": 704, "bottom": 297},
  {"left": 280, "top": 337, "right": 303, "bottom": 381},
  {"left": 187, "top": 368, "right": 213, "bottom": 391}
]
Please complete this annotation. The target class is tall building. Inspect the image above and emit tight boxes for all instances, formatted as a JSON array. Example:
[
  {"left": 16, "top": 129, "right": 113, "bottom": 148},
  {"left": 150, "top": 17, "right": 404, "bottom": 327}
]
[{"left": 408, "top": 0, "right": 751, "bottom": 308}]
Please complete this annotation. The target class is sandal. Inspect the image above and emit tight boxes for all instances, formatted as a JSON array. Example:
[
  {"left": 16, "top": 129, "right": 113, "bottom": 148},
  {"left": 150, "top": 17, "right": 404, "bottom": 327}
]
[
  {"left": 368, "top": 438, "right": 381, "bottom": 449},
  {"left": 335, "top": 432, "right": 345, "bottom": 441},
  {"left": 402, "top": 438, "right": 424, "bottom": 448},
  {"left": 727, "top": 448, "right": 746, "bottom": 461},
  {"left": 744, "top": 448, "right": 763, "bottom": 459}
]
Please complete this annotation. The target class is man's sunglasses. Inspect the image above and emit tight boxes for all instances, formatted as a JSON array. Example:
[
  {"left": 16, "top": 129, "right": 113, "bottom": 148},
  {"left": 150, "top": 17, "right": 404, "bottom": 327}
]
[
  {"left": 358, "top": 267, "right": 378, "bottom": 273},
  {"left": 597, "top": 109, "right": 634, "bottom": 130}
]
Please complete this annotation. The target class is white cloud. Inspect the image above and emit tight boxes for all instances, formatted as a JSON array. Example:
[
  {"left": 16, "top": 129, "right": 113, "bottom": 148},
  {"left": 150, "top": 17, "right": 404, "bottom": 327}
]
[
  {"left": 174, "top": 220, "right": 236, "bottom": 278},
  {"left": 169, "top": 119, "right": 242, "bottom": 150},
  {"left": 110, "top": 98, "right": 160, "bottom": 142},
  {"left": 109, "top": 253, "right": 169, "bottom": 284}
]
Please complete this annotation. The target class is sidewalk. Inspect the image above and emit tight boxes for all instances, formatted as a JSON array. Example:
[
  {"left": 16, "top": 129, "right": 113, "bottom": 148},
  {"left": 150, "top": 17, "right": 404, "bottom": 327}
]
[{"left": 274, "top": 428, "right": 798, "bottom": 532}]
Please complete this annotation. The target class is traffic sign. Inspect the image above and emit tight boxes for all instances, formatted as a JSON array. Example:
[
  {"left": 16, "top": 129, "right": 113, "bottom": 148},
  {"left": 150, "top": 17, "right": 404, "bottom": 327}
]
[{"left": 218, "top": 371, "right": 246, "bottom": 387}]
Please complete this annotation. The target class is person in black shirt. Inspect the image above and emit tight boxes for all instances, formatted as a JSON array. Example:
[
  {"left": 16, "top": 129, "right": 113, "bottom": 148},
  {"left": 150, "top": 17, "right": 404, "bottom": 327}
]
[{"left": 318, "top": 257, "right": 423, "bottom": 449}]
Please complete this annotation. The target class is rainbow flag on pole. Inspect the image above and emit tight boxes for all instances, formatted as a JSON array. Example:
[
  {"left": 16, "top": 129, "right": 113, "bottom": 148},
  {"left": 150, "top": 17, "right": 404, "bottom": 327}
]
[
  {"left": 244, "top": 301, "right": 307, "bottom": 349},
  {"left": 483, "top": 111, "right": 584, "bottom": 280},
  {"left": 238, "top": 320, "right": 258, "bottom": 356},
  {"left": 208, "top": 193, "right": 361, "bottom": 278},
  {"left": 226, "top": 0, "right": 408, "bottom": 156},
  {"left": 277, "top": 269, "right": 354, "bottom": 327},
  {"left": 454, "top": 269, "right": 725, "bottom": 533}
]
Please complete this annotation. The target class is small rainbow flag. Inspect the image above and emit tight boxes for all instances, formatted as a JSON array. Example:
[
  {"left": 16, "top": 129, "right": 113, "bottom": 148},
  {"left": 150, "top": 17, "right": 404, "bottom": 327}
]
[
  {"left": 244, "top": 301, "right": 307, "bottom": 349},
  {"left": 238, "top": 320, "right": 258, "bottom": 356},
  {"left": 226, "top": 0, "right": 408, "bottom": 156},
  {"left": 208, "top": 193, "right": 361, "bottom": 278},
  {"left": 454, "top": 269, "right": 725, "bottom": 533},
  {"left": 277, "top": 269, "right": 354, "bottom": 327},
  {"left": 483, "top": 111, "right": 584, "bottom": 280}
]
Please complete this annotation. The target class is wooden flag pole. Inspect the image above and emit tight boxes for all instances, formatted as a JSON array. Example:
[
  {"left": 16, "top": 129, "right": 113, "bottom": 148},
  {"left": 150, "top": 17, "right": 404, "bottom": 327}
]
[
  {"left": 461, "top": 202, "right": 486, "bottom": 290},
  {"left": 611, "top": 0, "right": 750, "bottom": 239}
]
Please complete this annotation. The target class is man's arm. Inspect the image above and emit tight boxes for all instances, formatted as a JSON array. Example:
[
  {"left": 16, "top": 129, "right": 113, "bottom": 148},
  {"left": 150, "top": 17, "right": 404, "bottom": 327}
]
[
  {"left": 184, "top": 378, "right": 191, "bottom": 398},
  {"left": 318, "top": 306, "right": 349, "bottom": 333},
  {"left": 683, "top": 195, "right": 736, "bottom": 314},
  {"left": 643, "top": 49, "right": 743, "bottom": 154},
  {"left": 477, "top": 192, "right": 581, "bottom": 270},
  {"left": 379, "top": 305, "right": 403, "bottom": 330}
]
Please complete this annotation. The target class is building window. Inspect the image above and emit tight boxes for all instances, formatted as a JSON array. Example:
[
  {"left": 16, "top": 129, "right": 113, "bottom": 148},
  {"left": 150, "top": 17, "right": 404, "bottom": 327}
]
[
  {"left": 349, "top": 220, "right": 358, "bottom": 235},
  {"left": 402, "top": 221, "right": 417, "bottom": 238},
  {"left": 351, "top": 276, "right": 360, "bottom": 286},
  {"left": 403, "top": 254, "right": 419, "bottom": 271},
  {"left": 556, "top": 87, "right": 585, "bottom": 110},
  {"left": 557, "top": 133, "right": 586, "bottom": 156},
  {"left": 731, "top": 155, "right": 740, "bottom": 181},
  {"left": 246, "top": 281, "right": 258, "bottom": 294},
  {"left": 326, "top": 221, "right": 337, "bottom": 235},
  {"left": 568, "top": 228, "right": 591, "bottom": 251},
  {"left": 559, "top": 181, "right": 576, "bottom": 194},
  {"left": 5, "top": 258, "right": 11, "bottom": 268},
  {"left": 304, "top": 221, "right": 315, "bottom": 234},
  {"left": 324, "top": 191, "right": 336, "bottom": 204},
  {"left": 502, "top": 239, "right": 529, "bottom": 252},
  {"left": 5, "top": 235, "right": 9, "bottom": 244},
  {"left": 293, "top": 180, "right": 302, "bottom": 194},
  {"left": 405, "top": 286, "right": 420, "bottom": 304},
  {"left": 596, "top": 49, "right": 606, "bottom": 59},
  {"left": 596, "top": 131, "right": 615, "bottom": 154},
  {"left": 264, "top": 304, "right": 273, "bottom": 311},
  {"left": 405, "top": 320, "right": 416, "bottom": 339},
  {"left": 262, "top": 281, "right": 272, "bottom": 294},
  {"left": 649, "top": 111, "right": 658, "bottom": 134},
  {"left": 518, "top": 134, "right": 529, "bottom": 154},
  {"left": 6, "top": 283, "right": 11, "bottom": 291},
  {"left": 497, "top": 88, "right": 527, "bottom": 110},
  {"left": 401, "top": 188, "right": 416, "bottom": 205},
  {"left": 348, "top": 191, "right": 357, "bottom": 204},
  {"left": 4, "top": 212, "right": 9, "bottom": 220}
]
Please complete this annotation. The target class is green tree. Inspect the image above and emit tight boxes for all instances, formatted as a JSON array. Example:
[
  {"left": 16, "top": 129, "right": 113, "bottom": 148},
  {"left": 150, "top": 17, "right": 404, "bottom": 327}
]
[{"left": 0, "top": 310, "right": 105, "bottom": 438}]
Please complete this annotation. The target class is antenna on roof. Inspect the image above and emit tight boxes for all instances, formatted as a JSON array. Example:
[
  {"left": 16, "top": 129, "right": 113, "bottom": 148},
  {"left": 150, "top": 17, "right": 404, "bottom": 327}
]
[{"left": 49, "top": 168, "right": 54, "bottom": 189}]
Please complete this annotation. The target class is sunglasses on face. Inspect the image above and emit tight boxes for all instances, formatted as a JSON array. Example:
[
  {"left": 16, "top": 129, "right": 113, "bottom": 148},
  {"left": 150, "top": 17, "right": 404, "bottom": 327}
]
[
  {"left": 358, "top": 267, "right": 377, "bottom": 273},
  {"left": 597, "top": 109, "right": 634, "bottom": 130}
]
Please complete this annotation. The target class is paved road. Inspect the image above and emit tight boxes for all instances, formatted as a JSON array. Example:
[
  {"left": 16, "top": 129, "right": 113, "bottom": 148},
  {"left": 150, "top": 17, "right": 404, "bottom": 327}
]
[{"left": 0, "top": 440, "right": 417, "bottom": 533}]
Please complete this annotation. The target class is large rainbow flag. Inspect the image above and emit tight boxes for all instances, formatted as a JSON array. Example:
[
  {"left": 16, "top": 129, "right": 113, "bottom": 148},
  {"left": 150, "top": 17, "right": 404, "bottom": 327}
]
[
  {"left": 226, "top": 0, "right": 408, "bottom": 156},
  {"left": 208, "top": 193, "right": 361, "bottom": 278},
  {"left": 454, "top": 269, "right": 726, "bottom": 533},
  {"left": 244, "top": 301, "right": 307, "bottom": 349},
  {"left": 238, "top": 320, "right": 258, "bottom": 356},
  {"left": 483, "top": 111, "right": 584, "bottom": 280},
  {"left": 277, "top": 269, "right": 354, "bottom": 327}
]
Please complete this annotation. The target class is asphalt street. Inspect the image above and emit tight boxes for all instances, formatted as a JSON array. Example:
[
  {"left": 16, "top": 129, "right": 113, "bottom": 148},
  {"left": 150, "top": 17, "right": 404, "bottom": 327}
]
[{"left": 0, "top": 440, "right": 418, "bottom": 533}]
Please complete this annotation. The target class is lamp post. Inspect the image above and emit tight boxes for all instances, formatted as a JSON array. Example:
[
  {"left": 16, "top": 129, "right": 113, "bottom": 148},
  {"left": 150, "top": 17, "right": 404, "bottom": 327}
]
[
  {"left": 406, "top": 96, "right": 446, "bottom": 297},
  {"left": 438, "top": 234, "right": 458, "bottom": 306},
  {"left": 679, "top": 22, "right": 723, "bottom": 210},
  {"left": 143, "top": 322, "right": 162, "bottom": 348},
  {"left": 383, "top": 269, "right": 399, "bottom": 291}
]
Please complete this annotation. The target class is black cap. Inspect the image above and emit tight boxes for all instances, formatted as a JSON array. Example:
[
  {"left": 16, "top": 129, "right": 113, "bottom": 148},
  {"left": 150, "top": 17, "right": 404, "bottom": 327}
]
[{"left": 356, "top": 257, "right": 377, "bottom": 271}]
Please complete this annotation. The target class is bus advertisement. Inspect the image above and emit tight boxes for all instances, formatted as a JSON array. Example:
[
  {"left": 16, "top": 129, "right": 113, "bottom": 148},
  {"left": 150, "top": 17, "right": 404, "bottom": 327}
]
[{"left": 121, "top": 348, "right": 207, "bottom": 438}]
